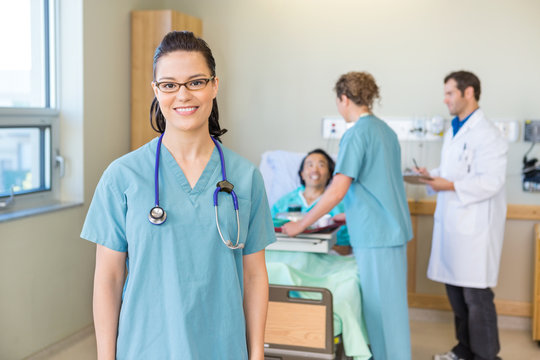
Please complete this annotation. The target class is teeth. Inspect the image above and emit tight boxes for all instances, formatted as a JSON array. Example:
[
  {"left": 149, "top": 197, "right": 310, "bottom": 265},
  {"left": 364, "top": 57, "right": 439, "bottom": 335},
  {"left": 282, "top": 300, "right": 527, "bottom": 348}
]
[
  {"left": 176, "top": 107, "right": 197, "bottom": 113},
  {"left": 310, "top": 175, "right": 320, "bottom": 180}
]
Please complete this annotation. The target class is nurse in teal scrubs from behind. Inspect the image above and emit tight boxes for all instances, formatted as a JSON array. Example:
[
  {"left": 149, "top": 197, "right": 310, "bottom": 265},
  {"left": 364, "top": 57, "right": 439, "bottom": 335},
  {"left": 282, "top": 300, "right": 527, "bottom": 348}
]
[
  {"left": 282, "top": 72, "right": 413, "bottom": 360},
  {"left": 81, "top": 31, "right": 275, "bottom": 360}
]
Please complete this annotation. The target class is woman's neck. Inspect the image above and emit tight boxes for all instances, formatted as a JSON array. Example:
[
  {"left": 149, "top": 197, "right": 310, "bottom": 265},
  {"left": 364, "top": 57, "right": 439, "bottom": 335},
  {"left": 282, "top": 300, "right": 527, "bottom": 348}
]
[
  {"left": 303, "top": 185, "right": 324, "bottom": 206},
  {"left": 347, "top": 105, "right": 372, "bottom": 123},
  {"left": 162, "top": 127, "right": 214, "bottom": 162}
]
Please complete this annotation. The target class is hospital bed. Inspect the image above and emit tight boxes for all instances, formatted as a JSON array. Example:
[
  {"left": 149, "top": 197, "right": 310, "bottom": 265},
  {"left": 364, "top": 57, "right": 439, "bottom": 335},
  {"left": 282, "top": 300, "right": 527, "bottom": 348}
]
[
  {"left": 264, "top": 284, "right": 345, "bottom": 359},
  {"left": 260, "top": 151, "right": 371, "bottom": 360}
]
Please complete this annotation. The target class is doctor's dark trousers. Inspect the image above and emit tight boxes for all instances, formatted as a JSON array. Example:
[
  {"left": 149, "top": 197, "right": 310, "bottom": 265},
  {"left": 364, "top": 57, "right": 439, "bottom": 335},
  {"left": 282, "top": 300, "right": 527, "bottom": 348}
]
[{"left": 446, "top": 284, "right": 500, "bottom": 360}]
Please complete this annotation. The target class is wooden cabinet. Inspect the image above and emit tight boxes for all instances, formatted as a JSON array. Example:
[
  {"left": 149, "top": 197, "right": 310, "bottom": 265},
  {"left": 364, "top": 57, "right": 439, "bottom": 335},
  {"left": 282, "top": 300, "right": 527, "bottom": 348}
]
[
  {"left": 533, "top": 224, "right": 540, "bottom": 341},
  {"left": 130, "top": 10, "right": 202, "bottom": 150}
]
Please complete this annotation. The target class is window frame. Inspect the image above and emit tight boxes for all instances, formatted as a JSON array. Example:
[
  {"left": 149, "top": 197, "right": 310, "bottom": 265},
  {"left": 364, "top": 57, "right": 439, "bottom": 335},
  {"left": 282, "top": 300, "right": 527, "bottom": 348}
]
[{"left": 0, "top": 0, "right": 62, "bottom": 219}]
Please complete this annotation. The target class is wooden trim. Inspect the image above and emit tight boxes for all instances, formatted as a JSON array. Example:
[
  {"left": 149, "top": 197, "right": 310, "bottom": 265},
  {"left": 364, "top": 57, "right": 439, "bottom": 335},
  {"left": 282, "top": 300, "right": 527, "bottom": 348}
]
[
  {"left": 407, "top": 216, "right": 417, "bottom": 293},
  {"left": 507, "top": 205, "right": 540, "bottom": 221},
  {"left": 408, "top": 293, "right": 532, "bottom": 317},
  {"left": 533, "top": 224, "right": 540, "bottom": 339},
  {"left": 408, "top": 199, "right": 540, "bottom": 221}
]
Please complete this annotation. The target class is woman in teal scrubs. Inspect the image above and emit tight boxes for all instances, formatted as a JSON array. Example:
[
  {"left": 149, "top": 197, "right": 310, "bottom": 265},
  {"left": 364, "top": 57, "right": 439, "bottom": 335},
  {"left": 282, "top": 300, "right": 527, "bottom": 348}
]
[
  {"left": 81, "top": 31, "right": 275, "bottom": 359},
  {"left": 271, "top": 148, "right": 351, "bottom": 254},
  {"left": 283, "top": 72, "right": 413, "bottom": 360}
]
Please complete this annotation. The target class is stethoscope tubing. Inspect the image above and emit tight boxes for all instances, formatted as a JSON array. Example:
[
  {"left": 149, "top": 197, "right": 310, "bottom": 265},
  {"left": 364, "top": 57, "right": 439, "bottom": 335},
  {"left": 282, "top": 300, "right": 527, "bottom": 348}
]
[{"left": 149, "top": 133, "right": 243, "bottom": 249}]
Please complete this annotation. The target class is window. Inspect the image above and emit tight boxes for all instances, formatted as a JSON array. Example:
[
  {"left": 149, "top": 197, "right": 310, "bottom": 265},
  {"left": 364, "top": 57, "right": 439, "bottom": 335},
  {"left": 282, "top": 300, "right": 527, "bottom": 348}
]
[{"left": 0, "top": 0, "right": 59, "bottom": 215}]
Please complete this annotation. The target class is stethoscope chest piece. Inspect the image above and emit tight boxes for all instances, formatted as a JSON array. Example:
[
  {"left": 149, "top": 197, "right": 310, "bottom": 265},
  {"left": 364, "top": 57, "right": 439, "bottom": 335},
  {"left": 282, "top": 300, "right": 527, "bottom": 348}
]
[{"left": 149, "top": 206, "right": 167, "bottom": 225}]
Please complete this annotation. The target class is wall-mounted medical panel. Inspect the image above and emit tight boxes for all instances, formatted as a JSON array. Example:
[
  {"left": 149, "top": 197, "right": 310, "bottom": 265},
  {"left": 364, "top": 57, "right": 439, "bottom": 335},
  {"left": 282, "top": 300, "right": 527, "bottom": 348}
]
[
  {"left": 524, "top": 120, "right": 540, "bottom": 142},
  {"left": 322, "top": 116, "right": 521, "bottom": 143}
]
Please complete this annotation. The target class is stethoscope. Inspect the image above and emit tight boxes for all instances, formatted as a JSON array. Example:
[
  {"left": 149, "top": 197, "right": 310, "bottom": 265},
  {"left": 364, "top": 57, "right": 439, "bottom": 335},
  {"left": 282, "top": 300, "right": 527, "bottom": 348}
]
[{"left": 149, "top": 133, "right": 243, "bottom": 250}]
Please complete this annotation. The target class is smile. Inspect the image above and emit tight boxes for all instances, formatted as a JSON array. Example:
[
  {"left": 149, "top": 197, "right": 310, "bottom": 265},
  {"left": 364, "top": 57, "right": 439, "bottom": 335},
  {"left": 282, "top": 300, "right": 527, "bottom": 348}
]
[{"left": 174, "top": 106, "right": 198, "bottom": 114}]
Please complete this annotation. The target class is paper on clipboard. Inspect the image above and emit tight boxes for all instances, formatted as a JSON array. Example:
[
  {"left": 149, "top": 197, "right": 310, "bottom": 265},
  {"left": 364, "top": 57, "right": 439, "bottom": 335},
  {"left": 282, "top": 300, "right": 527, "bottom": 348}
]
[{"left": 403, "top": 169, "right": 433, "bottom": 185}]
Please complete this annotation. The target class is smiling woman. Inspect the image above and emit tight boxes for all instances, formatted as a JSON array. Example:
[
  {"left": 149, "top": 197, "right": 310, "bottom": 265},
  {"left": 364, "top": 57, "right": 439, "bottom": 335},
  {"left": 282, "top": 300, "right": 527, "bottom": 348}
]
[{"left": 80, "top": 31, "right": 276, "bottom": 359}]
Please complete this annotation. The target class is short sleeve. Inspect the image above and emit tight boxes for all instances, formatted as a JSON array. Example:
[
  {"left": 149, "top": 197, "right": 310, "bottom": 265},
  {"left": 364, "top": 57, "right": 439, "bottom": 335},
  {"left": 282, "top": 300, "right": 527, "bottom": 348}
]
[
  {"left": 243, "top": 169, "right": 276, "bottom": 255},
  {"left": 80, "top": 168, "right": 128, "bottom": 252},
  {"left": 334, "top": 130, "right": 365, "bottom": 181}
]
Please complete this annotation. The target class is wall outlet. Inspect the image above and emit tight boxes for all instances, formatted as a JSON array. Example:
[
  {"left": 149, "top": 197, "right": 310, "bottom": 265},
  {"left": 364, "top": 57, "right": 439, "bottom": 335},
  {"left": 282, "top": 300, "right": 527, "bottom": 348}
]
[
  {"left": 524, "top": 120, "right": 540, "bottom": 142},
  {"left": 321, "top": 117, "right": 351, "bottom": 139}
]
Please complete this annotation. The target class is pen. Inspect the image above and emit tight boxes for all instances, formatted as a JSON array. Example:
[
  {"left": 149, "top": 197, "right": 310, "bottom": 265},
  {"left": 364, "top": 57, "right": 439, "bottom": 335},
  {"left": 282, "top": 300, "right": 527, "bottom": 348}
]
[{"left": 413, "top": 158, "right": 419, "bottom": 169}]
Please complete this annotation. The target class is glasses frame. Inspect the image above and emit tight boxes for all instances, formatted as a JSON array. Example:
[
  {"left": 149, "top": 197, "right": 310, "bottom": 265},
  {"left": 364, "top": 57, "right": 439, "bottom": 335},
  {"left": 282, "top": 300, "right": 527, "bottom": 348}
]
[{"left": 154, "top": 76, "right": 215, "bottom": 93}]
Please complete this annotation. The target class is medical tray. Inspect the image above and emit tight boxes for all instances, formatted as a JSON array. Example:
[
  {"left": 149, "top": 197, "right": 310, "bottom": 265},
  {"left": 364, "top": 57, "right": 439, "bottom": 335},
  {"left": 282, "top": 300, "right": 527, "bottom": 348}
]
[{"left": 268, "top": 227, "right": 339, "bottom": 254}]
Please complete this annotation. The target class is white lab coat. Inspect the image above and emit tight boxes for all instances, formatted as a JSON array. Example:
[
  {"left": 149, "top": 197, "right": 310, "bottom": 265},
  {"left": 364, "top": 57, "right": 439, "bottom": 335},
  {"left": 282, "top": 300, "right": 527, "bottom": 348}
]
[{"left": 427, "top": 109, "right": 508, "bottom": 288}]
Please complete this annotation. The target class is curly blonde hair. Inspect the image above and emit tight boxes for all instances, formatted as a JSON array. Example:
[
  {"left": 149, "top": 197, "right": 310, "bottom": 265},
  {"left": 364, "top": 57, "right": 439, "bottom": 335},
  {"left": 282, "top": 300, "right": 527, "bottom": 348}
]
[{"left": 334, "top": 72, "right": 380, "bottom": 109}]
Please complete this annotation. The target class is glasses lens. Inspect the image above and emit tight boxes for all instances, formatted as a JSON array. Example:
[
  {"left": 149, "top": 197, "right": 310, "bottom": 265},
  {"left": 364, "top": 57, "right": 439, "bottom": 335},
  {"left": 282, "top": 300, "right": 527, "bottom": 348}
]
[
  {"left": 158, "top": 82, "right": 179, "bottom": 92},
  {"left": 186, "top": 79, "right": 209, "bottom": 90}
]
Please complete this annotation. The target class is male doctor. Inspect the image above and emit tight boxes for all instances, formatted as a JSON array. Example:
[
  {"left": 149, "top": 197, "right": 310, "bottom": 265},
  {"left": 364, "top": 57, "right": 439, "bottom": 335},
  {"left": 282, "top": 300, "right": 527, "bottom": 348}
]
[{"left": 417, "top": 71, "right": 507, "bottom": 360}]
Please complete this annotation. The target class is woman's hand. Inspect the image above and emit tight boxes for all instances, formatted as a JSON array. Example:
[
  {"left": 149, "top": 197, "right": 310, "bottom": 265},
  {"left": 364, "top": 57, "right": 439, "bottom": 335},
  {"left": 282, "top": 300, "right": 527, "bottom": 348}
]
[{"left": 281, "top": 221, "right": 305, "bottom": 237}]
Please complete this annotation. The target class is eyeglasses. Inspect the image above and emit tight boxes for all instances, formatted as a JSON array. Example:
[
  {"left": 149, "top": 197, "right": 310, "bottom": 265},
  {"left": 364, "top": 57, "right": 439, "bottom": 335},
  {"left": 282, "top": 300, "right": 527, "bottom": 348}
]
[{"left": 154, "top": 76, "right": 215, "bottom": 93}]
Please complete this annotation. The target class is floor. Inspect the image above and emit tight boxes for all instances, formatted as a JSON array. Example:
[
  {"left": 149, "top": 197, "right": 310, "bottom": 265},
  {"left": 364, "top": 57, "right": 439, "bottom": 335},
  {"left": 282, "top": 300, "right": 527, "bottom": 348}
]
[{"left": 27, "top": 311, "right": 540, "bottom": 360}]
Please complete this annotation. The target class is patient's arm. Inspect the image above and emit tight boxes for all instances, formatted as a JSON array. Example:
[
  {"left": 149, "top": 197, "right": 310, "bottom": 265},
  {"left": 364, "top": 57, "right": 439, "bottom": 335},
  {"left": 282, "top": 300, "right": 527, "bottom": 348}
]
[
  {"left": 282, "top": 174, "right": 352, "bottom": 237},
  {"left": 243, "top": 249, "right": 269, "bottom": 360},
  {"left": 332, "top": 244, "right": 353, "bottom": 255},
  {"left": 332, "top": 213, "right": 346, "bottom": 222}
]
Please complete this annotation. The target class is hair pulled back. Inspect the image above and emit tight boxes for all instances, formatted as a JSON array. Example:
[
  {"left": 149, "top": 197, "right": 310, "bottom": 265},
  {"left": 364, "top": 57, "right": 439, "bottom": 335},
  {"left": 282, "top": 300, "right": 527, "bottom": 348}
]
[
  {"left": 150, "top": 31, "right": 227, "bottom": 140},
  {"left": 334, "top": 72, "right": 380, "bottom": 109},
  {"left": 298, "top": 148, "right": 335, "bottom": 187}
]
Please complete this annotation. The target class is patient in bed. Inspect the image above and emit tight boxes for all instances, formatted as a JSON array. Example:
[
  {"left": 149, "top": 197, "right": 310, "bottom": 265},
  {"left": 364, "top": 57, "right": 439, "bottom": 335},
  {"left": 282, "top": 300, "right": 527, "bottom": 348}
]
[{"left": 270, "top": 148, "right": 351, "bottom": 255}]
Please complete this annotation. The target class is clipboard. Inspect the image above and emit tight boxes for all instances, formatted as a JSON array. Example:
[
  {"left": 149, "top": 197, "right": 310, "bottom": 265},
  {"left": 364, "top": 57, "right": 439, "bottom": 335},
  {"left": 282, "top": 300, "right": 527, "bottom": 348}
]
[{"left": 403, "top": 174, "right": 433, "bottom": 185}]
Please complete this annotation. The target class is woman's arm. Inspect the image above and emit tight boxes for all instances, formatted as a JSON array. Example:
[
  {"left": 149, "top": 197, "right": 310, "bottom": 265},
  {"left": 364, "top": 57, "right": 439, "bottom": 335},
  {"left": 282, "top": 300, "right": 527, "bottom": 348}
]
[
  {"left": 243, "top": 249, "right": 269, "bottom": 360},
  {"left": 93, "top": 244, "right": 127, "bottom": 360}
]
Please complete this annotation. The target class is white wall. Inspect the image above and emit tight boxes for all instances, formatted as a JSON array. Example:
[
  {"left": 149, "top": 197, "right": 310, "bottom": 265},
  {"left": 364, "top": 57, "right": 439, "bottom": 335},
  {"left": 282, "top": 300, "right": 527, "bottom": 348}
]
[
  {"left": 166, "top": 0, "right": 540, "bottom": 305},
  {"left": 169, "top": 0, "right": 540, "bottom": 204}
]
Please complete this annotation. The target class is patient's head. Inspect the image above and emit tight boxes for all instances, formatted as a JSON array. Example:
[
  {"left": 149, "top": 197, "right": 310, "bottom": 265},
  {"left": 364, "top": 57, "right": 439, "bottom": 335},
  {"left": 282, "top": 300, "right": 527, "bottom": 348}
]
[{"left": 298, "top": 149, "right": 335, "bottom": 189}]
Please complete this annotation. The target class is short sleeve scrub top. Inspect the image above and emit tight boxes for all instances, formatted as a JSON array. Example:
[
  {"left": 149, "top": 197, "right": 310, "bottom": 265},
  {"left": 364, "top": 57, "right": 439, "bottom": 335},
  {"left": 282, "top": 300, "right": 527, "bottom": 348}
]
[
  {"left": 81, "top": 137, "right": 276, "bottom": 359},
  {"left": 334, "top": 115, "right": 412, "bottom": 248}
]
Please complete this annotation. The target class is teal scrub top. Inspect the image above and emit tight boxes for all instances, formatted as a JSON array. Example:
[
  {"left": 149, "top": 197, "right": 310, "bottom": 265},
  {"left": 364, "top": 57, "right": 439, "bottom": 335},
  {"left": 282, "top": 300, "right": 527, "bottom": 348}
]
[
  {"left": 334, "top": 115, "right": 412, "bottom": 248},
  {"left": 271, "top": 186, "right": 350, "bottom": 246},
  {"left": 81, "top": 137, "right": 275, "bottom": 359}
]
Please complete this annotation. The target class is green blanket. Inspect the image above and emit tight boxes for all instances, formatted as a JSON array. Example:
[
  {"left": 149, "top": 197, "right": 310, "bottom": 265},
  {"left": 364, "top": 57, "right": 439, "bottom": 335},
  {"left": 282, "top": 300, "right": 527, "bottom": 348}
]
[{"left": 266, "top": 250, "right": 371, "bottom": 360}]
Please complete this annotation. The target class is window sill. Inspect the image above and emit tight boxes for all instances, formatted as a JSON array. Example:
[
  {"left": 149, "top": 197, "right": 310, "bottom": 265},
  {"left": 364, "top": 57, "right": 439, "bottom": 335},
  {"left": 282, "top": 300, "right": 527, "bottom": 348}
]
[{"left": 0, "top": 201, "right": 83, "bottom": 223}]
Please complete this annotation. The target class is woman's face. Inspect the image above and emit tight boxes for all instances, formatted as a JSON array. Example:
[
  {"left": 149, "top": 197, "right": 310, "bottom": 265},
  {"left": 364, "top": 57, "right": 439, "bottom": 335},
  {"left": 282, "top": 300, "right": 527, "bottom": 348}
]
[
  {"left": 152, "top": 50, "right": 218, "bottom": 134},
  {"left": 301, "top": 153, "right": 331, "bottom": 189}
]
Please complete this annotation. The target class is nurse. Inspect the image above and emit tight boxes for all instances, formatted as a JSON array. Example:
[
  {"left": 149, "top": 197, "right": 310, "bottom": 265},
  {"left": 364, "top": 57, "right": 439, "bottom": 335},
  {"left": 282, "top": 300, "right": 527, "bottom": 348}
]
[
  {"left": 81, "top": 31, "right": 275, "bottom": 359},
  {"left": 282, "top": 72, "right": 413, "bottom": 360}
]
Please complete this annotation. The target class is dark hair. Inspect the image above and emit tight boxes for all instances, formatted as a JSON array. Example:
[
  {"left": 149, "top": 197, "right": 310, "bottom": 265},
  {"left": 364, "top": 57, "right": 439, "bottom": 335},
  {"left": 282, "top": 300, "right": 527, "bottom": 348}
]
[
  {"left": 334, "top": 72, "right": 380, "bottom": 109},
  {"left": 150, "top": 31, "right": 227, "bottom": 140},
  {"left": 298, "top": 149, "right": 335, "bottom": 187},
  {"left": 444, "top": 70, "right": 481, "bottom": 101}
]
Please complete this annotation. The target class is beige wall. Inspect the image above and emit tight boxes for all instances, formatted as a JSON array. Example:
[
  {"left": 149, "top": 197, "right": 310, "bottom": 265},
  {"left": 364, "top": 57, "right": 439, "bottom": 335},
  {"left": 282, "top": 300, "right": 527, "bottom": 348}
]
[
  {"left": 1, "top": 0, "right": 540, "bottom": 358},
  {"left": 169, "top": 0, "right": 540, "bottom": 203},
  {"left": 165, "top": 0, "right": 540, "bottom": 304}
]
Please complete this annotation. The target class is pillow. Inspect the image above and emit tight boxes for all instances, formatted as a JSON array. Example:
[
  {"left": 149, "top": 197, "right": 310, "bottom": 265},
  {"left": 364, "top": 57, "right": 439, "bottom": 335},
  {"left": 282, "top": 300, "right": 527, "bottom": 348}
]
[{"left": 259, "top": 150, "right": 305, "bottom": 207}]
